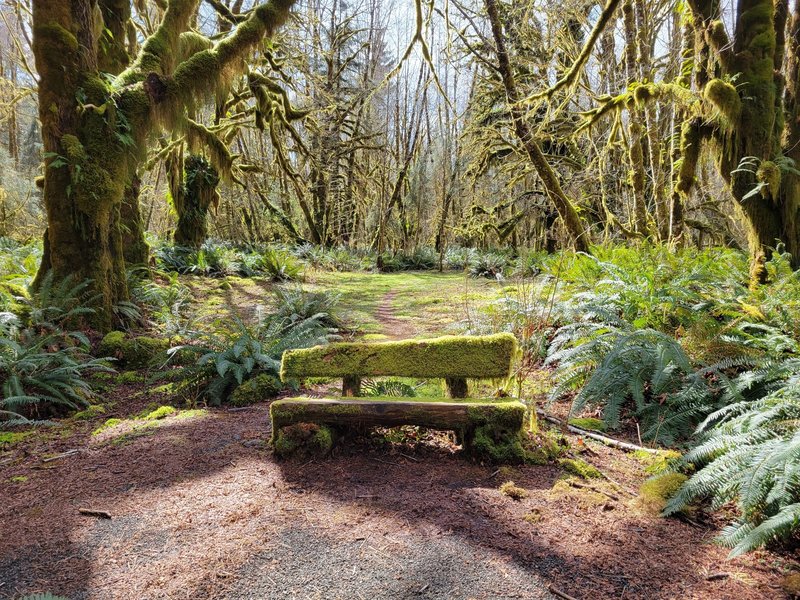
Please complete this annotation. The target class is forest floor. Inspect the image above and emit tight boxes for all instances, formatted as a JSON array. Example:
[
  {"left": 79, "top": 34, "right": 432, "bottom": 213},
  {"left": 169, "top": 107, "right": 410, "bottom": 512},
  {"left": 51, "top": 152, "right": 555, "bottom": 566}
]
[{"left": 0, "top": 271, "right": 797, "bottom": 599}]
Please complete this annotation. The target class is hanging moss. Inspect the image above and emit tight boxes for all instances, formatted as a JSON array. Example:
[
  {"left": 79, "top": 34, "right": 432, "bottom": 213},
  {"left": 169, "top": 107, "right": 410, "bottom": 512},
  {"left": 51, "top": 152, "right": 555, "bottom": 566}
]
[
  {"left": 757, "top": 160, "right": 781, "bottom": 200},
  {"left": 704, "top": 78, "right": 741, "bottom": 123},
  {"left": 280, "top": 333, "right": 517, "bottom": 380}
]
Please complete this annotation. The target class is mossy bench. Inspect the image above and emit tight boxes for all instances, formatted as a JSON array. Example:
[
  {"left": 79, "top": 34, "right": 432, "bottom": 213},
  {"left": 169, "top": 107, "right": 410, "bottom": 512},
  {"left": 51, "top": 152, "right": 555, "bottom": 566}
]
[{"left": 271, "top": 333, "right": 527, "bottom": 462}]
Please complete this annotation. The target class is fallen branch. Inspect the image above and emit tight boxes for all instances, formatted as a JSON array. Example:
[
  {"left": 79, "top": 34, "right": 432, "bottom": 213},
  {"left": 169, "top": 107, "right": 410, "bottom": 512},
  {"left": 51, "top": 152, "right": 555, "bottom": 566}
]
[
  {"left": 42, "top": 449, "right": 79, "bottom": 463},
  {"left": 78, "top": 508, "right": 112, "bottom": 519},
  {"left": 537, "top": 410, "right": 660, "bottom": 454},
  {"left": 547, "top": 584, "right": 579, "bottom": 600}
]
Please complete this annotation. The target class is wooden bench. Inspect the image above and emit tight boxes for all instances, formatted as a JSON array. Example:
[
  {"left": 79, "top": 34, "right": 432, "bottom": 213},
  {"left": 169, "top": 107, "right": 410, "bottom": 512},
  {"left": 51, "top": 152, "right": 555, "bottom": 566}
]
[{"left": 270, "top": 333, "right": 528, "bottom": 462}]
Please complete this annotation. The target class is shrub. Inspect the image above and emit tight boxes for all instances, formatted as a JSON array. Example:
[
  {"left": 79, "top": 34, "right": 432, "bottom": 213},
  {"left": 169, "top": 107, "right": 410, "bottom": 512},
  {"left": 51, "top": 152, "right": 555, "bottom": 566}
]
[
  {"left": 230, "top": 373, "right": 282, "bottom": 407},
  {"left": 259, "top": 248, "right": 303, "bottom": 281},
  {"left": 470, "top": 251, "right": 509, "bottom": 279}
]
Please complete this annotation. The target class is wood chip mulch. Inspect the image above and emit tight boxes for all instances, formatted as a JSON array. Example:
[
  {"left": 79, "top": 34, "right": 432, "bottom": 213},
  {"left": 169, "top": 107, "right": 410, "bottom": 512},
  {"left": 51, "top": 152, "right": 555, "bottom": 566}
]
[{"left": 0, "top": 395, "right": 796, "bottom": 599}]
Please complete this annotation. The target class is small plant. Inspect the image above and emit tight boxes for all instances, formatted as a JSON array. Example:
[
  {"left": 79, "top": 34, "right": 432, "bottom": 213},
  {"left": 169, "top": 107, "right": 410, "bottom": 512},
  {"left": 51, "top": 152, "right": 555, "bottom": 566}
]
[
  {"left": 361, "top": 378, "right": 418, "bottom": 397},
  {"left": 470, "top": 251, "right": 509, "bottom": 279},
  {"left": 259, "top": 248, "right": 303, "bottom": 281},
  {"left": 166, "top": 312, "right": 336, "bottom": 405},
  {"left": 272, "top": 286, "right": 341, "bottom": 329}
]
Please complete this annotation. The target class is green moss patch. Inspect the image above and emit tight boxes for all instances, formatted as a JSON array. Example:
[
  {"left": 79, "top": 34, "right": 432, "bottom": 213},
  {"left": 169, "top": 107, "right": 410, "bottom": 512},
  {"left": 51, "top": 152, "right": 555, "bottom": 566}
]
[
  {"left": 499, "top": 480, "right": 528, "bottom": 500},
  {"left": 9, "top": 475, "right": 28, "bottom": 483},
  {"left": 0, "top": 431, "right": 33, "bottom": 446},
  {"left": 93, "top": 418, "right": 123, "bottom": 435},
  {"left": 143, "top": 405, "right": 177, "bottom": 420},
  {"left": 280, "top": 333, "right": 517, "bottom": 380},
  {"left": 230, "top": 374, "right": 281, "bottom": 407},
  {"left": 637, "top": 473, "right": 689, "bottom": 516},
  {"left": 72, "top": 405, "right": 107, "bottom": 420},
  {"left": 568, "top": 417, "right": 607, "bottom": 432},
  {"left": 99, "top": 331, "right": 170, "bottom": 368},
  {"left": 633, "top": 449, "right": 682, "bottom": 474},
  {"left": 559, "top": 457, "right": 602, "bottom": 479}
]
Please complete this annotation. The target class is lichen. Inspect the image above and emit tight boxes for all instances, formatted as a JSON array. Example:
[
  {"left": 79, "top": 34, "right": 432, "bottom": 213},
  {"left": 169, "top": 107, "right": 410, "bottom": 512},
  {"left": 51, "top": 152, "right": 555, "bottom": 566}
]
[
  {"left": 757, "top": 160, "right": 781, "bottom": 200},
  {"left": 230, "top": 374, "right": 282, "bottom": 407},
  {"left": 637, "top": 472, "right": 689, "bottom": 516},
  {"left": 559, "top": 457, "right": 602, "bottom": 479},
  {"left": 280, "top": 333, "right": 517, "bottom": 380}
]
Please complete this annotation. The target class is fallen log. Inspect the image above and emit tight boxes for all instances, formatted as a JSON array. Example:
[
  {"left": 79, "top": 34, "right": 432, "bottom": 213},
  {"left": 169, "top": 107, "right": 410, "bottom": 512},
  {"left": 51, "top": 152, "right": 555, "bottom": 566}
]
[{"left": 537, "top": 410, "right": 660, "bottom": 454}]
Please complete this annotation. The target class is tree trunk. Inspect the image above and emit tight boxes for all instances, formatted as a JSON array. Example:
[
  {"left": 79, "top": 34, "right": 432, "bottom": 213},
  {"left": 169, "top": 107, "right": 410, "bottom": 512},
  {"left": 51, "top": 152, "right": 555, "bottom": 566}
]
[
  {"left": 484, "top": 0, "right": 590, "bottom": 253},
  {"left": 173, "top": 155, "right": 220, "bottom": 248}
]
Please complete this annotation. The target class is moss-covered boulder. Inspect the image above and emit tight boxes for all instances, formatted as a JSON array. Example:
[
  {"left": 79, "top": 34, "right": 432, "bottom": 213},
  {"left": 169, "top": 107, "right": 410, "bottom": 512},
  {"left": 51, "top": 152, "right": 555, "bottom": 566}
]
[
  {"left": 637, "top": 472, "right": 689, "bottom": 516},
  {"left": 98, "top": 331, "right": 170, "bottom": 368},
  {"left": 230, "top": 374, "right": 282, "bottom": 407}
]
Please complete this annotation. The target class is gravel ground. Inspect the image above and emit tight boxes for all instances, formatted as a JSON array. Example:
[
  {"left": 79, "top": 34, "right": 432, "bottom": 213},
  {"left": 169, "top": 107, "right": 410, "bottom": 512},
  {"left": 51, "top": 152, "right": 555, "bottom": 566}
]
[{"left": 224, "top": 526, "right": 554, "bottom": 600}]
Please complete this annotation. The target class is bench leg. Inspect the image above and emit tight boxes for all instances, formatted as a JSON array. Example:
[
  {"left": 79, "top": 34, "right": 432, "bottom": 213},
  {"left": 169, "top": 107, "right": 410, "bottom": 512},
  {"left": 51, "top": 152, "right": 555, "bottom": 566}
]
[
  {"left": 343, "top": 375, "right": 361, "bottom": 397},
  {"left": 445, "top": 377, "right": 468, "bottom": 398},
  {"left": 466, "top": 424, "right": 527, "bottom": 464},
  {"left": 273, "top": 423, "right": 336, "bottom": 458}
]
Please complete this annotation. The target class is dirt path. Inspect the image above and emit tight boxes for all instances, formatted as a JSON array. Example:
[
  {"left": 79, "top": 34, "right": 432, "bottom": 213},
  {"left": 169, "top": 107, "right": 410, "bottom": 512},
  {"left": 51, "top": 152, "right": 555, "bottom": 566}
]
[
  {"left": 375, "top": 291, "right": 419, "bottom": 339},
  {"left": 0, "top": 399, "right": 789, "bottom": 599}
]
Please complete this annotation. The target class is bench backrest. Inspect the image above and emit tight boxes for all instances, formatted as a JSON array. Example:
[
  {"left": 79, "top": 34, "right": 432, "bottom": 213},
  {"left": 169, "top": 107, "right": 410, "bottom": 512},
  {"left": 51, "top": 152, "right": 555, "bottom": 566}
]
[{"left": 280, "top": 333, "right": 517, "bottom": 381}]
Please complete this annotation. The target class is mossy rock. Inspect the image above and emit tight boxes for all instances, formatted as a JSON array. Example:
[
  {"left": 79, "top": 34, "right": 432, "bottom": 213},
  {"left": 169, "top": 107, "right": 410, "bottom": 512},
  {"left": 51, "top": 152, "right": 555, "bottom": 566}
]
[
  {"left": 559, "top": 457, "right": 602, "bottom": 479},
  {"left": 230, "top": 374, "right": 282, "bottom": 407},
  {"left": 637, "top": 472, "right": 688, "bottom": 516},
  {"left": 633, "top": 449, "right": 682, "bottom": 475},
  {"left": 525, "top": 430, "right": 569, "bottom": 465},
  {"left": 568, "top": 417, "right": 607, "bottom": 432},
  {"left": 98, "top": 331, "right": 170, "bottom": 368},
  {"left": 273, "top": 423, "right": 334, "bottom": 458}
]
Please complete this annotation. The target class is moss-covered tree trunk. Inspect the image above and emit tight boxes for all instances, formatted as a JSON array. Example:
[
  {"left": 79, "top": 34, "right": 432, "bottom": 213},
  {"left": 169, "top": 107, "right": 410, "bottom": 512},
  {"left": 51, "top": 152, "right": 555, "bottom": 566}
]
[
  {"left": 682, "top": 0, "right": 800, "bottom": 283},
  {"left": 170, "top": 153, "right": 220, "bottom": 249},
  {"left": 484, "top": 0, "right": 590, "bottom": 253},
  {"left": 31, "top": 0, "right": 297, "bottom": 328}
]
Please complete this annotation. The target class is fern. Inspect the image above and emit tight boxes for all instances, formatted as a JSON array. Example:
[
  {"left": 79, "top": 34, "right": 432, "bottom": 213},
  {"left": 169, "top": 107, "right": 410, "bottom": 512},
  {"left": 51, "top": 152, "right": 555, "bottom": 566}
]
[
  {"left": 361, "top": 378, "right": 418, "bottom": 397},
  {"left": 664, "top": 361, "right": 800, "bottom": 555},
  {"left": 166, "top": 312, "right": 336, "bottom": 405}
]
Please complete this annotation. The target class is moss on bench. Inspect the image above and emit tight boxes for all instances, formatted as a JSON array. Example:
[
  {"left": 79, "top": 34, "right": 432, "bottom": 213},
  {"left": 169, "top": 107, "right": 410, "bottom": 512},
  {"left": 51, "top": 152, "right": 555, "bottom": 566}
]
[{"left": 280, "top": 333, "right": 517, "bottom": 381}]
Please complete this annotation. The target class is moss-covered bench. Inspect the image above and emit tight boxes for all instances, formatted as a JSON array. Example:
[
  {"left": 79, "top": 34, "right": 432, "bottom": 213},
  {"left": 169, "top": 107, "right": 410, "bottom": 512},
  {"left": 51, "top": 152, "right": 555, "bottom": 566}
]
[{"left": 271, "top": 333, "right": 527, "bottom": 462}]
